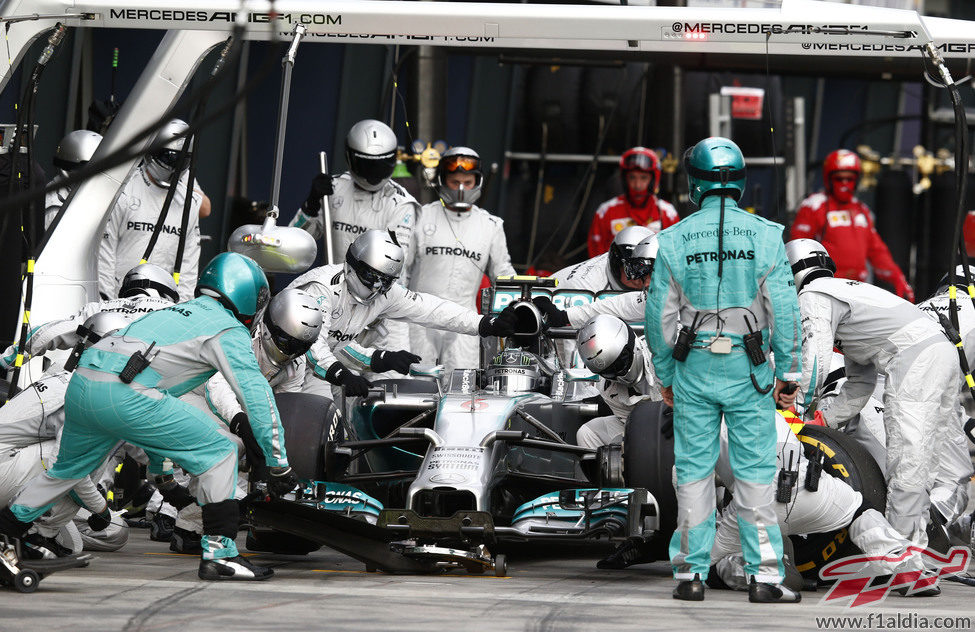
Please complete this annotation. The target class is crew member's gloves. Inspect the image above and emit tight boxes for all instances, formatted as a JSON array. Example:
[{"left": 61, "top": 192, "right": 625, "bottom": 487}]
[
  {"left": 301, "top": 174, "right": 335, "bottom": 215},
  {"left": 325, "top": 362, "right": 372, "bottom": 397},
  {"left": 230, "top": 412, "right": 265, "bottom": 470},
  {"left": 478, "top": 305, "right": 519, "bottom": 338},
  {"left": 371, "top": 350, "right": 422, "bottom": 374},
  {"left": 267, "top": 466, "right": 299, "bottom": 497},
  {"left": 87, "top": 508, "right": 112, "bottom": 532},
  {"left": 0, "top": 345, "right": 16, "bottom": 371},
  {"left": 531, "top": 296, "right": 570, "bottom": 328},
  {"left": 894, "top": 278, "right": 915, "bottom": 303},
  {"left": 153, "top": 473, "right": 197, "bottom": 511}
]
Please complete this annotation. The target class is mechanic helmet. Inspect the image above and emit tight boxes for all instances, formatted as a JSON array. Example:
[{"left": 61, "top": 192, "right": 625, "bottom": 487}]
[
  {"left": 608, "top": 225, "right": 654, "bottom": 288},
  {"left": 257, "top": 288, "right": 323, "bottom": 367},
  {"left": 345, "top": 229, "right": 404, "bottom": 304},
  {"left": 82, "top": 310, "right": 131, "bottom": 341},
  {"left": 119, "top": 263, "right": 179, "bottom": 303},
  {"left": 485, "top": 348, "right": 541, "bottom": 395},
  {"left": 577, "top": 315, "right": 644, "bottom": 385},
  {"left": 619, "top": 147, "right": 661, "bottom": 207},
  {"left": 622, "top": 234, "right": 659, "bottom": 283},
  {"left": 436, "top": 146, "right": 483, "bottom": 210},
  {"left": 345, "top": 119, "right": 398, "bottom": 192},
  {"left": 823, "top": 149, "right": 861, "bottom": 204},
  {"left": 785, "top": 238, "right": 836, "bottom": 292},
  {"left": 53, "top": 130, "right": 102, "bottom": 177},
  {"left": 935, "top": 264, "right": 975, "bottom": 295},
  {"left": 145, "top": 118, "right": 191, "bottom": 184},
  {"left": 684, "top": 137, "right": 746, "bottom": 207},
  {"left": 196, "top": 252, "right": 270, "bottom": 327}
]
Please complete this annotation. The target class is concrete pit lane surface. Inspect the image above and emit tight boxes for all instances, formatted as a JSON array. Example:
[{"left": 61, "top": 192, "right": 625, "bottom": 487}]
[{"left": 1, "top": 536, "right": 974, "bottom": 631}]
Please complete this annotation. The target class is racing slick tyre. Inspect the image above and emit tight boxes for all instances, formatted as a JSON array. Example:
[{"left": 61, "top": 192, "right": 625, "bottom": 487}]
[
  {"left": 622, "top": 400, "right": 676, "bottom": 558},
  {"left": 790, "top": 425, "right": 887, "bottom": 581}
]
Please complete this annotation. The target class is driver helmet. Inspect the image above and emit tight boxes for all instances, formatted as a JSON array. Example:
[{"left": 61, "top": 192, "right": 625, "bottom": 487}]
[
  {"left": 345, "top": 119, "right": 398, "bottom": 192},
  {"left": 576, "top": 315, "right": 644, "bottom": 385},
  {"left": 608, "top": 225, "right": 654, "bottom": 288},
  {"left": 257, "top": 288, "right": 323, "bottom": 367},
  {"left": 145, "top": 118, "right": 191, "bottom": 184},
  {"left": 435, "top": 146, "right": 483, "bottom": 210},
  {"left": 344, "top": 229, "right": 404, "bottom": 303},
  {"left": 53, "top": 130, "right": 102, "bottom": 178},
  {"left": 485, "top": 348, "right": 541, "bottom": 394},
  {"left": 785, "top": 238, "right": 836, "bottom": 292}
]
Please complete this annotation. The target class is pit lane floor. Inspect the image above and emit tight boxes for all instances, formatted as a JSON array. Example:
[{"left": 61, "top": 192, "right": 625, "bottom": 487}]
[{"left": 1, "top": 534, "right": 974, "bottom": 632}]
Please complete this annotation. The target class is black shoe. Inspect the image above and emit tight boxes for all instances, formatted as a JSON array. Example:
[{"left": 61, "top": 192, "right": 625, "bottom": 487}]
[
  {"left": 149, "top": 514, "right": 176, "bottom": 542},
  {"left": 21, "top": 533, "right": 74, "bottom": 560},
  {"left": 597, "top": 538, "right": 655, "bottom": 569},
  {"left": 170, "top": 527, "right": 202, "bottom": 554},
  {"left": 673, "top": 574, "right": 705, "bottom": 601},
  {"left": 198, "top": 555, "right": 274, "bottom": 581},
  {"left": 704, "top": 566, "right": 732, "bottom": 590},
  {"left": 748, "top": 577, "right": 802, "bottom": 603},
  {"left": 892, "top": 571, "right": 942, "bottom": 597}
]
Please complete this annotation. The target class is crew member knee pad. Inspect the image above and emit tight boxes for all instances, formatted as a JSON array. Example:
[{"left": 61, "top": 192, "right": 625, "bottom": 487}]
[{"left": 201, "top": 499, "right": 239, "bottom": 539}]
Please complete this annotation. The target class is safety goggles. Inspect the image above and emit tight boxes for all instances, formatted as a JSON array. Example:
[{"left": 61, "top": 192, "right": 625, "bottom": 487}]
[
  {"left": 262, "top": 310, "right": 314, "bottom": 357},
  {"left": 441, "top": 154, "right": 480, "bottom": 173},
  {"left": 622, "top": 153, "right": 654, "bottom": 171},
  {"left": 346, "top": 252, "right": 397, "bottom": 294},
  {"left": 622, "top": 258, "right": 655, "bottom": 281},
  {"left": 831, "top": 174, "right": 857, "bottom": 184}
]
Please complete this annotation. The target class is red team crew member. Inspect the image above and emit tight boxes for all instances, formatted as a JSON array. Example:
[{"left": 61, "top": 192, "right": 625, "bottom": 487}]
[
  {"left": 790, "top": 149, "right": 914, "bottom": 302},
  {"left": 587, "top": 147, "right": 679, "bottom": 257}
]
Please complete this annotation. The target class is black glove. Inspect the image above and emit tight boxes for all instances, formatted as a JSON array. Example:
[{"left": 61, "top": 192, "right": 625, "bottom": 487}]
[
  {"left": 302, "top": 173, "right": 335, "bottom": 215},
  {"left": 478, "top": 305, "right": 519, "bottom": 338},
  {"left": 230, "top": 412, "right": 265, "bottom": 470},
  {"left": 325, "top": 362, "right": 372, "bottom": 397},
  {"left": 660, "top": 407, "right": 674, "bottom": 440},
  {"left": 86, "top": 98, "right": 121, "bottom": 134},
  {"left": 267, "top": 466, "right": 299, "bottom": 497},
  {"left": 532, "top": 296, "right": 570, "bottom": 328},
  {"left": 87, "top": 509, "right": 112, "bottom": 532},
  {"left": 371, "top": 349, "right": 422, "bottom": 374},
  {"left": 152, "top": 473, "right": 196, "bottom": 511}
]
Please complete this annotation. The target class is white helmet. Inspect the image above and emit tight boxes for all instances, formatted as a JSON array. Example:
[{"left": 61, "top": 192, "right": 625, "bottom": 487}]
[
  {"left": 345, "top": 119, "right": 398, "bottom": 192},
  {"left": 608, "top": 225, "right": 654, "bottom": 287},
  {"left": 935, "top": 264, "right": 975, "bottom": 295},
  {"left": 622, "top": 234, "right": 659, "bottom": 282},
  {"left": 53, "top": 130, "right": 102, "bottom": 176},
  {"left": 82, "top": 310, "right": 131, "bottom": 340},
  {"left": 436, "top": 146, "right": 483, "bottom": 210},
  {"left": 576, "top": 314, "right": 644, "bottom": 385},
  {"left": 145, "top": 118, "right": 191, "bottom": 183},
  {"left": 119, "top": 263, "right": 179, "bottom": 303},
  {"left": 785, "top": 239, "right": 836, "bottom": 292},
  {"left": 258, "top": 289, "right": 323, "bottom": 367},
  {"left": 344, "top": 229, "right": 404, "bottom": 303}
]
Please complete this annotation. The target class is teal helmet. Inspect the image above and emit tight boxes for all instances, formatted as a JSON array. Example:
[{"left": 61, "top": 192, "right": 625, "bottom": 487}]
[
  {"left": 684, "top": 137, "right": 746, "bottom": 206},
  {"left": 196, "top": 252, "right": 270, "bottom": 326}
]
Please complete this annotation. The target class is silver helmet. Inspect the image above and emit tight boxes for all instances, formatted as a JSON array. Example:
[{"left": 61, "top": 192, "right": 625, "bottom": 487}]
[
  {"left": 258, "top": 289, "right": 323, "bottom": 367},
  {"left": 83, "top": 310, "right": 132, "bottom": 340},
  {"left": 119, "top": 263, "right": 179, "bottom": 303},
  {"left": 145, "top": 118, "right": 191, "bottom": 183},
  {"left": 622, "top": 234, "right": 659, "bottom": 282},
  {"left": 577, "top": 314, "right": 643, "bottom": 385},
  {"left": 344, "top": 229, "right": 405, "bottom": 303},
  {"left": 486, "top": 348, "right": 541, "bottom": 395},
  {"left": 935, "top": 264, "right": 975, "bottom": 295},
  {"left": 345, "top": 119, "right": 398, "bottom": 192},
  {"left": 53, "top": 130, "right": 102, "bottom": 176},
  {"left": 436, "top": 146, "right": 483, "bottom": 210},
  {"left": 785, "top": 239, "right": 836, "bottom": 291},
  {"left": 608, "top": 225, "right": 654, "bottom": 287}
]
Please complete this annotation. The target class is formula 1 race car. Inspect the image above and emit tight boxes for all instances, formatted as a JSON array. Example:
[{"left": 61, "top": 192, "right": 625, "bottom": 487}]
[{"left": 247, "top": 277, "right": 667, "bottom": 575}]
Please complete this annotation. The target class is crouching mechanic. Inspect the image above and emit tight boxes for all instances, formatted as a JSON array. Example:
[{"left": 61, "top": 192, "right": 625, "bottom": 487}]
[
  {"left": 0, "top": 252, "right": 297, "bottom": 583},
  {"left": 288, "top": 230, "right": 519, "bottom": 398},
  {"left": 574, "top": 315, "right": 661, "bottom": 448},
  {"left": 408, "top": 146, "right": 515, "bottom": 373},
  {"left": 786, "top": 239, "right": 960, "bottom": 548},
  {"left": 710, "top": 412, "right": 936, "bottom": 596},
  {"left": 645, "top": 137, "right": 802, "bottom": 603}
]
